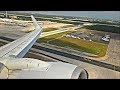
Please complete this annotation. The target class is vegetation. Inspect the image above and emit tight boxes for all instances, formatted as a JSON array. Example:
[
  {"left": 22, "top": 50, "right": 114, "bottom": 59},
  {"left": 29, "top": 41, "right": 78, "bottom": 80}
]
[
  {"left": 45, "top": 19, "right": 83, "bottom": 25},
  {"left": 17, "top": 16, "right": 31, "bottom": 21},
  {"left": 43, "top": 28, "right": 57, "bottom": 32},
  {"left": 49, "top": 37, "right": 108, "bottom": 57},
  {"left": 32, "top": 17, "right": 83, "bottom": 25},
  {"left": 9, "top": 15, "right": 83, "bottom": 25},
  {"left": 72, "top": 19, "right": 120, "bottom": 26},
  {"left": 0, "top": 12, "right": 119, "bottom": 26},
  {"left": 89, "top": 21, "right": 120, "bottom": 26},
  {"left": 84, "top": 25, "right": 120, "bottom": 34},
  {"left": 61, "top": 25, "right": 74, "bottom": 28},
  {"left": 37, "top": 31, "right": 73, "bottom": 43},
  {"left": 37, "top": 28, "right": 108, "bottom": 57}
]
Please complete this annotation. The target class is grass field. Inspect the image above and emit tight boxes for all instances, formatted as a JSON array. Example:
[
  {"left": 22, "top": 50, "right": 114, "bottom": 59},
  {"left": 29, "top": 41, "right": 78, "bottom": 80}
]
[
  {"left": 43, "top": 28, "right": 57, "bottom": 32},
  {"left": 49, "top": 37, "right": 108, "bottom": 57},
  {"left": 61, "top": 25, "right": 74, "bottom": 28},
  {"left": 37, "top": 31, "right": 73, "bottom": 43},
  {"left": 37, "top": 28, "right": 108, "bottom": 57}
]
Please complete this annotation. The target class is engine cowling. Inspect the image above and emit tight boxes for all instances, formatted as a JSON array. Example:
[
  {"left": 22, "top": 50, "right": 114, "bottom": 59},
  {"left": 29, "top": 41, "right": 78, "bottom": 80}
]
[
  {"left": 43, "top": 62, "right": 88, "bottom": 79},
  {"left": 0, "top": 57, "right": 88, "bottom": 79}
]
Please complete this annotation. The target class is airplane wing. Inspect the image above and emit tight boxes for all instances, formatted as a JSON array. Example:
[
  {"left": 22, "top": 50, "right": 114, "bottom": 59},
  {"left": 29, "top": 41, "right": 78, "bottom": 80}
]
[
  {"left": 0, "top": 15, "right": 88, "bottom": 79},
  {"left": 0, "top": 15, "right": 42, "bottom": 58}
]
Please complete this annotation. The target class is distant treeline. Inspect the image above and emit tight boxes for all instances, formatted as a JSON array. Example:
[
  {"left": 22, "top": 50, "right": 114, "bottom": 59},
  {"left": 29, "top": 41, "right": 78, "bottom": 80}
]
[
  {"left": 17, "top": 16, "right": 83, "bottom": 25},
  {"left": 39, "top": 18, "right": 83, "bottom": 25},
  {"left": 16, "top": 16, "right": 31, "bottom": 21},
  {"left": 73, "top": 20, "right": 120, "bottom": 26},
  {"left": 90, "top": 21, "right": 120, "bottom": 26},
  {"left": 0, "top": 13, "right": 83, "bottom": 25},
  {"left": 84, "top": 25, "right": 120, "bottom": 34},
  {"left": 12, "top": 15, "right": 120, "bottom": 26},
  {"left": 18, "top": 16, "right": 83, "bottom": 25}
]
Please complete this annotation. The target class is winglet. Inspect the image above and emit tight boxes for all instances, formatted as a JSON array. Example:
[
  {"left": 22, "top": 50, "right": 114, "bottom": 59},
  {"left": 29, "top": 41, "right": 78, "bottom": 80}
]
[{"left": 31, "top": 15, "right": 41, "bottom": 29}]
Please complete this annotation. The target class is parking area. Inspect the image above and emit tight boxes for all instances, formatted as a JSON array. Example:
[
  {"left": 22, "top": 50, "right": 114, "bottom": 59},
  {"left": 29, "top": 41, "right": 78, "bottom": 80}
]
[{"left": 64, "top": 28, "right": 112, "bottom": 44}]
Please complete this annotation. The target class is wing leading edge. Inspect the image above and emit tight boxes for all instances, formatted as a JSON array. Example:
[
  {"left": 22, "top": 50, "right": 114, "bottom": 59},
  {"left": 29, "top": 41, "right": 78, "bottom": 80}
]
[{"left": 0, "top": 15, "right": 42, "bottom": 58}]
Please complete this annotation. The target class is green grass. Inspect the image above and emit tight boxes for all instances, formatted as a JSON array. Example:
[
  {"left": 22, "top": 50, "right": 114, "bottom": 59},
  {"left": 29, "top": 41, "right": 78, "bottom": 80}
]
[
  {"left": 43, "top": 28, "right": 57, "bottom": 32},
  {"left": 61, "top": 25, "right": 74, "bottom": 28},
  {"left": 37, "top": 31, "right": 73, "bottom": 43},
  {"left": 49, "top": 37, "right": 108, "bottom": 57}
]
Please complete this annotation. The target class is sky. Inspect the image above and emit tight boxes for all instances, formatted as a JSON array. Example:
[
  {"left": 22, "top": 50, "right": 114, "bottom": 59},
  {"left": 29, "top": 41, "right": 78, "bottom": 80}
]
[{"left": 16, "top": 11, "right": 120, "bottom": 21}]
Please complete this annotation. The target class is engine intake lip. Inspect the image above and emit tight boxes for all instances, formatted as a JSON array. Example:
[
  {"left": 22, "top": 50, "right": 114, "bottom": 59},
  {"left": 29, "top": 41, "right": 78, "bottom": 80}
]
[
  {"left": 0, "top": 62, "right": 4, "bottom": 73},
  {"left": 71, "top": 66, "right": 88, "bottom": 79}
]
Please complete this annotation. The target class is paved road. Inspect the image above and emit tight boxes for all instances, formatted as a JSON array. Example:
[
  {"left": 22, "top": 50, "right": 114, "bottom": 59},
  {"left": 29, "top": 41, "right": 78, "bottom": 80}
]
[
  {"left": 87, "top": 33, "right": 120, "bottom": 67},
  {"left": 105, "top": 34, "right": 120, "bottom": 66},
  {"left": 40, "top": 28, "right": 69, "bottom": 38},
  {"left": 40, "top": 27, "right": 78, "bottom": 38}
]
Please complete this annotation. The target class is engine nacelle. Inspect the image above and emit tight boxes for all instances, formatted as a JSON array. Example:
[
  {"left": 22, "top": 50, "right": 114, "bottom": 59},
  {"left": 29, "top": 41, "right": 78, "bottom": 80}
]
[
  {"left": 43, "top": 62, "right": 88, "bottom": 79},
  {"left": 0, "top": 57, "right": 88, "bottom": 79}
]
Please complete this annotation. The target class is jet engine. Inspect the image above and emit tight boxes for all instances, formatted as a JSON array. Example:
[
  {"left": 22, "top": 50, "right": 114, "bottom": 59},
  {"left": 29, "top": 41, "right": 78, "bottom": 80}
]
[{"left": 0, "top": 57, "right": 88, "bottom": 79}]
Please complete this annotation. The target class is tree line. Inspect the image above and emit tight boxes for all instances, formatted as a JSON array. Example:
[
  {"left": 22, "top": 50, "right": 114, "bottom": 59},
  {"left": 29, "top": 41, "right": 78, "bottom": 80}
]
[{"left": 84, "top": 25, "right": 120, "bottom": 34}]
